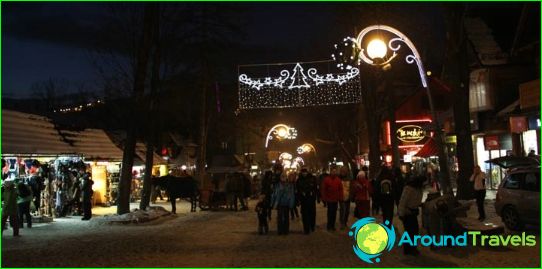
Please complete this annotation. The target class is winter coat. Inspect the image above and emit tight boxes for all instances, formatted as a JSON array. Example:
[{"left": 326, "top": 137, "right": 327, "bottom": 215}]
[
  {"left": 296, "top": 173, "right": 318, "bottom": 201},
  {"left": 398, "top": 185, "right": 423, "bottom": 217},
  {"left": 340, "top": 177, "right": 352, "bottom": 201},
  {"left": 2, "top": 183, "right": 18, "bottom": 215},
  {"left": 352, "top": 177, "right": 372, "bottom": 202},
  {"left": 321, "top": 175, "right": 343, "bottom": 203},
  {"left": 81, "top": 175, "right": 94, "bottom": 202},
  {"left": 17, "top": 183, "right": 33, "bottom": 204},
  {"left": 271, "top": 182, "right": 295, "bottom": 208}
]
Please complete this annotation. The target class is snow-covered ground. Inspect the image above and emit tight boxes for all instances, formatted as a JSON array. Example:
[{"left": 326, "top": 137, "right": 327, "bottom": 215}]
[{"left": 2, "top": 199, "right": 539, "bottom": 267}]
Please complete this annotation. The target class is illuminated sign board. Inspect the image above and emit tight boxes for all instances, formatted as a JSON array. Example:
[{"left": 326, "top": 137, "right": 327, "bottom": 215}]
[
  {"left": 393, "top": 119, "right": 432, "bottom": 147},
  {"left": 396, "top": 125, "right": 427, "bottom": 143}
]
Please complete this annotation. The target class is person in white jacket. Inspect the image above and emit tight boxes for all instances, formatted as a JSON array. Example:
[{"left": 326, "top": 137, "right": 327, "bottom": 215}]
[
  {"left": 470, "top": 165, "right": 486, "bottom": 221},
  {"left": 398, "top": 176, "right": 424, "bottom": 256}
]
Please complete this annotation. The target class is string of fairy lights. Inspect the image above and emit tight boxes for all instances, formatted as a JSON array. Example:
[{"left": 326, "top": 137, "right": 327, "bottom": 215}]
[{"left": 238, "top": 60, "right": 362, "bottom": 109}]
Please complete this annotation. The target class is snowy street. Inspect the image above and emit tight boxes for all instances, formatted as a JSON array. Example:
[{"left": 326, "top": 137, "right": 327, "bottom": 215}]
[{"left": 2, "top": 200, "right": 540, "bottom": 267}]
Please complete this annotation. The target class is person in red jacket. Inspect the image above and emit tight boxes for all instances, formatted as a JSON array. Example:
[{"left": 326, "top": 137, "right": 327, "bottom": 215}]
[
  {"left": 321, "top": 166, "right": 343, "bottom": 231},
  {"left": 352, "top": 170, "right": 372, "bottom": 219}
]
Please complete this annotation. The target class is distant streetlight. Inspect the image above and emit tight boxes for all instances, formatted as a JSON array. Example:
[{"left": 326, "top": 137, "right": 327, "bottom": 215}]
[
  {"left": 354, "top": 25, "right": 451, "bottom": 194},
  {"left": 265, "top": 124, "right": 297, "bottom": 148},
  {"left": 297, "top": 143, "right": 316, "bottom": 154}
]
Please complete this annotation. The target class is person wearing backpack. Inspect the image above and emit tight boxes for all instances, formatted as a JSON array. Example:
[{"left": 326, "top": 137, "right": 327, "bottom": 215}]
[{"left": 378, "top": 167, "right": 397, "bottom": 226}]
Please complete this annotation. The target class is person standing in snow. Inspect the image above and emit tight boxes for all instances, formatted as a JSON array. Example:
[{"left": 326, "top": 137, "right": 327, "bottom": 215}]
[
  {"left": 81, "top": 169, "right": 94, "bottom": 221},
  {"left": 321, "top": 166, "right": 343, "bottom": 231}
]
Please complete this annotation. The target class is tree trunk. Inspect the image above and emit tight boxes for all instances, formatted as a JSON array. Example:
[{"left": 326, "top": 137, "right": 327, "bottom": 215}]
[
  {"left": 139, "top": 4, "right": 161, "bottom": 210},
  {"left": 444, "top": 5, "right": 475, "bottom": 199},
  {"left": 117, "top": 4, "right": 157, "bottom": 215},
  {"left": 118, "top": 126, "right": 137, "bottom": 214},
  {"left": 140, "top": 140, "right": 154, "bottom": 210}
]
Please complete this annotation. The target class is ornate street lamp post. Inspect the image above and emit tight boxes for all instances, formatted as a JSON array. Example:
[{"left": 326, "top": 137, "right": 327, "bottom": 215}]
[{"left": 355, "top": 25, "right": 451, "bottom": 194}]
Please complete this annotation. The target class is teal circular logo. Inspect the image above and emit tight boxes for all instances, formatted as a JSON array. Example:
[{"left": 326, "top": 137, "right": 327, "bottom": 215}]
[{"left": 349, "top": 217, "right": 396, "bottom": 263}]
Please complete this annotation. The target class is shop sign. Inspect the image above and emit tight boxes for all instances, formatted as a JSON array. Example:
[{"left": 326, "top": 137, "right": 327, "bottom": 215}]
[
  {"left": 446, "top": 135, "right": 457, "bottom": 144},
  {"left": 396, "top": 125, "right": 427, "bottom": 143},
  {"left": 519, "top": 79, "right": 540, "bottom": 110},
  {"left": 484, "top": 136, "right": 500, "bottom": 151},
  {"left": 510, "top": 116, "right": 528, "bottom": 133}
]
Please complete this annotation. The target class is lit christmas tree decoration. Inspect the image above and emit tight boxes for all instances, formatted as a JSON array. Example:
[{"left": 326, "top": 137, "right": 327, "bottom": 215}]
[{"left": 238, "top": 61, "right": 362, "bottom": 109}]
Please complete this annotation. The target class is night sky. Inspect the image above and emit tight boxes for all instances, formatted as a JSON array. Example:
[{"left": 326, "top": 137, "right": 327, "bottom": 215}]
[
  {"left": 3, "top": 2, "right": 533, "bottom": 99},
  {"left": 3, "top": 3, "right": 337, "bottom": 98}
]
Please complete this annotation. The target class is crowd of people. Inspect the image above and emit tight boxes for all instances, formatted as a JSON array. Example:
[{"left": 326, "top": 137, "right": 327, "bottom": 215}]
[
  {"left": 1, "top": 159, "right": 94, "bottom": 237},
  {"left": 253, "top": 162, "right": 429, "bottom": 256}
]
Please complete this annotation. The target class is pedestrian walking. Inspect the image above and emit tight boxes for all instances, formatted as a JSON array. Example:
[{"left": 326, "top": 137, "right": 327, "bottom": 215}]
[
  {"left": 81, "top": 170, "right": 94, "bottom": 221},
  {"left": 394, "top": 166, "right": 409, "bottom": 207},
  {"left": 287, "top": 172, "right": 299, "bottom": 220},
  {"left": 1, "top": 181, "right": 19, "bottom": 236},
  {"left": 321, "top": 166, "right": 343, "bottom": 231},
  {"left": 470, "top": 165, "right": 486, "bottom": 221},
  {"left": 271, "top": 173, "right": 295, "bottom": 235},
  {"left": 352, "top": 171, "right": 372, "bottom": 219},
  {"left": 17, "top": 181, "right": 33, "bottom": 229},
  {"left": 296, "top": 168, "right": 318, "bottom": 234},
  {"left": 378, "top": 167, "right": 397, "bottom": 226},
  {"left": 398, "top": 175, "right": 425, "bottom": 256},
  {"left": 338, "top": 166, "right": 352, "bottom": 230},
  {"left": 255, "top": 196, "right": 270, "bottom": 235}
]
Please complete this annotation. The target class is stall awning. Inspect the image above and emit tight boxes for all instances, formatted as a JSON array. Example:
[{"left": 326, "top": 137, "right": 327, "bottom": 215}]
[
  {"left": 415, "top": 138, "right": 438, "bottom": 157},
  {"left": 2, "top": 110, "right": 75, "bottom": 156}
]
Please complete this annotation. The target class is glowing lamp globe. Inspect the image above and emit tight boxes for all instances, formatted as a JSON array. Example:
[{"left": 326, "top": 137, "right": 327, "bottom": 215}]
[
  {"left": 276, "top": 128, "right": 288, "bottom": 139},
  {"left": 366, "top": 39, "right": 387, "bottom": 60}
]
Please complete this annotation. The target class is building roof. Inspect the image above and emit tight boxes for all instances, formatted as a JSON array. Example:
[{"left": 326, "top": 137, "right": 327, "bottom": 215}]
[
  {"left": 60, "top": 129, "right": 125, "bottom": 161},
  {"left": 135, "top": 142, "right": 167, "bottom": 165},
  {"left": 2, "top": 110, "right": 75, "bottom": 156}
]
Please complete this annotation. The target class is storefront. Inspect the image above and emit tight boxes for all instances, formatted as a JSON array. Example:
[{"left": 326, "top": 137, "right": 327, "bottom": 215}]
[{"left": 473, "top": 134, "right": 513, "bottom": 189}]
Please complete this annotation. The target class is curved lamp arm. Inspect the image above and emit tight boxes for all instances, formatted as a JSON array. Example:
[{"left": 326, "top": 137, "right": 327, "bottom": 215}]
[
  {"left": 356, "top": 25, "right": 428, "bottom": 88},
  {"left": 265, "top": 124, "right": 290, "bottom": 148}
]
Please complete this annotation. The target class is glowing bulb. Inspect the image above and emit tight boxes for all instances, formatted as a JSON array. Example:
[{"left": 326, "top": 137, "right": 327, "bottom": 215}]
[
  {"left": 366, "top": 39, "right": 387, "bottom": 59},
  {"left": 426, "top": 70, "right": 432, "bottom": 76},
  {"left": 277, "top": 128, "right": 288, "bottom": 138}
]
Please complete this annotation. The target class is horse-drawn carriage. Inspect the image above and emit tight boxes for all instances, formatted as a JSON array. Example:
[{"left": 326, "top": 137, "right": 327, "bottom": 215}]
[{"left": 199, "top": 156, "right": 252, "bottom": 211}]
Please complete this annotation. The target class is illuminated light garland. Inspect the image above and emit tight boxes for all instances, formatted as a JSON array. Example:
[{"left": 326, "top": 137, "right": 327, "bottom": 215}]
[{"left": 238, "top": 61, "right": 362, "bottom": 109}]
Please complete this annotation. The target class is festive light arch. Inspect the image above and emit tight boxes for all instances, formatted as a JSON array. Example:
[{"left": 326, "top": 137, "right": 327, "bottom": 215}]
[{"left": 238, "top": 61, "right": 362, "bottom": 109}]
